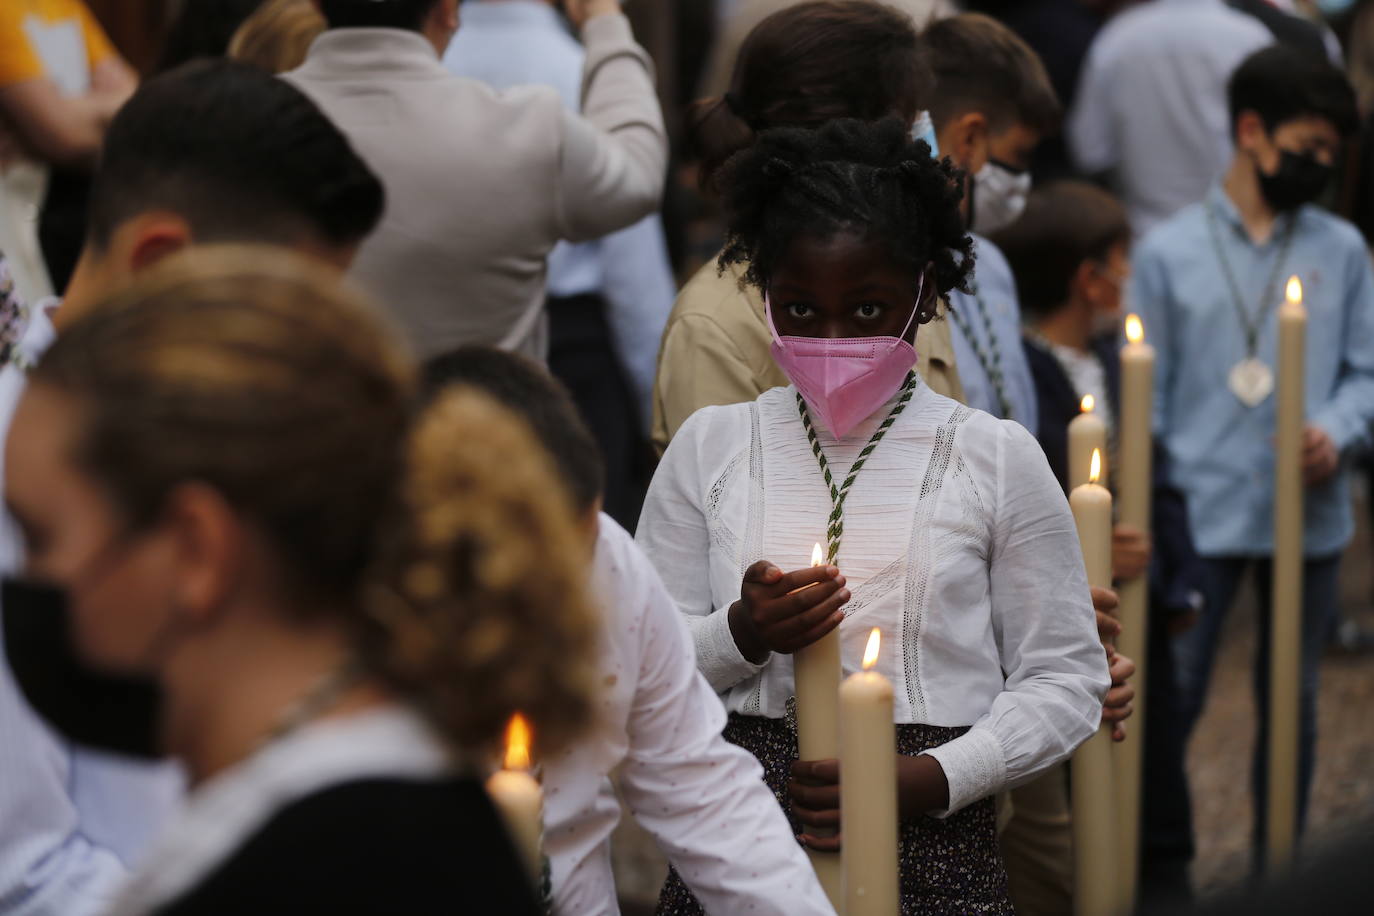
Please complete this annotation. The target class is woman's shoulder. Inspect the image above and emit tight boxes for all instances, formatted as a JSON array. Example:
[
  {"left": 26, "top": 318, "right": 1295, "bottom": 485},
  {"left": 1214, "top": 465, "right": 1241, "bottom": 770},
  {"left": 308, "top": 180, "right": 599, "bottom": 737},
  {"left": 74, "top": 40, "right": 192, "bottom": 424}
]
[{"left": 158, "top": 777, "right": 540, "bottom": 915}]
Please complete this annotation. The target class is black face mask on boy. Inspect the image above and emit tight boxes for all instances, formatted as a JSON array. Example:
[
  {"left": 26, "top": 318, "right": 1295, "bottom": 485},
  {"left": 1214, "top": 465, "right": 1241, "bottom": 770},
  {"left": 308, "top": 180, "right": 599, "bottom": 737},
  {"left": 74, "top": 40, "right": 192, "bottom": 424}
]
[
  {"left": 2, "top": 576, "right": 164, "bottom": 759},
  {"left": 1257, "top": 149, "right": 1332, "bottom": 212}
]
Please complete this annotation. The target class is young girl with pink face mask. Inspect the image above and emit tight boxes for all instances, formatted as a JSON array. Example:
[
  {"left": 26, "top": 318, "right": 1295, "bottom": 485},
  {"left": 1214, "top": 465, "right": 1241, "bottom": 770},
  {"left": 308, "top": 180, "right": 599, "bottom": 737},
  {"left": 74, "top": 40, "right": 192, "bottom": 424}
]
[{"left": 636, "top": 118, "right": 1111, "bottom": 915}]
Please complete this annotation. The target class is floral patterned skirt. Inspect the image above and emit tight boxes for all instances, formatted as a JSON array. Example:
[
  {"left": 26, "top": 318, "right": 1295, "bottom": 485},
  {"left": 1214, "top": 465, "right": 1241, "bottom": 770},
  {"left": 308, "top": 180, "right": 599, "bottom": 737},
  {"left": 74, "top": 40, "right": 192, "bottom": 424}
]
[{"left": 656, "top": 713, "right": 1014, "bottom": 916}]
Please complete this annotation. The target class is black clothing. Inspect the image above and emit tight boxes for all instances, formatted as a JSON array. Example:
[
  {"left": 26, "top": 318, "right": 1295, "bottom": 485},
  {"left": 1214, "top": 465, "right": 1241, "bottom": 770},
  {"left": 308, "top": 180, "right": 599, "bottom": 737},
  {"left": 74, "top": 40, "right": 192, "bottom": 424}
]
[
  {"left": 157, "top": 778, "right": 541, "bottom": 915},
  {"left": 547, "top": 292, "right": 651, "bottom": 532}
]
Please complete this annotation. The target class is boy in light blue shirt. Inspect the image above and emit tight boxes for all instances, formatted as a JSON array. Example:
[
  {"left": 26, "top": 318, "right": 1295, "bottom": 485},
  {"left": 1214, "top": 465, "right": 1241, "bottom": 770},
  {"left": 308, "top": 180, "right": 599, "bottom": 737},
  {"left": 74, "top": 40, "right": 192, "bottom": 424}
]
[{"left": 1131, "top": 44, "right": 1374, "bottom": 859}]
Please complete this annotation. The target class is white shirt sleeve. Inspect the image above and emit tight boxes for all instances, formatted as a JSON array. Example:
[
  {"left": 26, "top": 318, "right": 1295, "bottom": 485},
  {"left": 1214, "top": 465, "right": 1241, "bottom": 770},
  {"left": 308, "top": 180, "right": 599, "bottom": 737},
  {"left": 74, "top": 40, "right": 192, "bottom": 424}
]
[
  {"left": 922, "top": 421, "right": 1110, "bottom": 815},
  {"left": 554, "top": 14, "right": 667, "bottom": 243},
  {"left": 0, "top": 343, "right": 130, "bottom": 914},
  {"left": 0, "top": 647, "right": 128, "bottom": 915},
  {"left": 636, "top": 408, "right": 766, "bottom": 692},
  {"left": 615, "top": 543, "right": 836, "bottom": 916}
]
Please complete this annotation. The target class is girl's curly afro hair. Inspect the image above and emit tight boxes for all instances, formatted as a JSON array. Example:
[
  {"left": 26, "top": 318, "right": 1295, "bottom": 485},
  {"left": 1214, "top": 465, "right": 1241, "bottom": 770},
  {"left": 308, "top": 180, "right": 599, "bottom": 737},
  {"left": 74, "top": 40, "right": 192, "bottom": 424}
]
[{"left": 716, "top": 117, "right": 976, "bottom": 301}]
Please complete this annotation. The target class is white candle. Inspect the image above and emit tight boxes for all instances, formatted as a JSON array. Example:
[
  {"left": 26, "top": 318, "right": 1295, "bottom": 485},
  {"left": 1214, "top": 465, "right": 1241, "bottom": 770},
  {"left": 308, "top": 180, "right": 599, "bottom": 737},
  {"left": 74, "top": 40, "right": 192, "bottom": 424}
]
[
  {"left": 840, "top": 628, "right": 899, "bottom": 916},
  {"left": 1267, "top": 276, "right": 1306, "bottom": 870},
  {"left": 487, "top": 714, "right": 544, "bottom": 885},
  {"left": 1072, "top": 450, "right": 1113, "bottom": 589},
  {"left": 1115, "top": 314, "right": 1155, "bottom": 903},
  {"left": 793, "top": 542, "right": 842, "bottom": 905},
  {"left": 1068, "top": 395, "right": 1108, "bottom": 489},
  {"left": 1069, "top": 450, "right": 1119, "bottom": 916}
]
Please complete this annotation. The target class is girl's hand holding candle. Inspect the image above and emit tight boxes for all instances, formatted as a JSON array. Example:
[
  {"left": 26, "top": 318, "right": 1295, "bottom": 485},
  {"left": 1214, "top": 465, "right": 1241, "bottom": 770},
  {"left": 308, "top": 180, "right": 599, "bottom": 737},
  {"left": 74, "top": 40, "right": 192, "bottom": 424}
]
[
  {"left": 726, "top": 553, "right": 849, "bottom": 664},
  {"left": 1089, "top": 586, "right": 1137, "bottom": 741},
  {"left": 787, "top": 754, "right": 951, "bottom": 851},
  {"left": 1103, "top": 649, "right": 1137, "bottom": 742}
]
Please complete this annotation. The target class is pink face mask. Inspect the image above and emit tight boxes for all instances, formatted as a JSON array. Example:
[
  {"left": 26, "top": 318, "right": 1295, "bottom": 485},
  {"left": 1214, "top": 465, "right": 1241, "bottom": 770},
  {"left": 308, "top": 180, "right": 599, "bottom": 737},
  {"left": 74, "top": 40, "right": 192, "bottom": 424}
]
[{"left": 766, "top": 278, "right": 924, "bottom": 439}]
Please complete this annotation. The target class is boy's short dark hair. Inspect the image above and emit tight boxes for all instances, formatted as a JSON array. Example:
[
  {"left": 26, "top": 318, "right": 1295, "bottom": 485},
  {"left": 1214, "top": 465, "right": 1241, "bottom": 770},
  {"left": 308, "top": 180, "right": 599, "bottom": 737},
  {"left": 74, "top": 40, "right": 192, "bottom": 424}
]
[
  {"left": 88, "top": 60, "right": 384, "bottom": 252},
  {"left": 1228, "top": 44, "right": 1358, "bottom": 139},
  {"left": 420, "top": 347, "right": 604, "bottom": 515},
  {"left": 319, "top": 0, "right": 439, "bottom": 30},
  {"left": 988, "top": 181, "right": 1130, "bottom": 321},
  {"left": 920, "top": 13, "right": 1061, "bottom": 136}
]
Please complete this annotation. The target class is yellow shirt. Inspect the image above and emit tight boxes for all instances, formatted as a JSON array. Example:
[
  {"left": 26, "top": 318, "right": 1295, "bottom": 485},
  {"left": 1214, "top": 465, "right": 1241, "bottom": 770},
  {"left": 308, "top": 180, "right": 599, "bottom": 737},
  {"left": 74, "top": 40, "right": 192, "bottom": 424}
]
[
  {"left": 0, "top": 0, "right": 115, "bottom": 94},
  {"left": 651, "top": 257, "right": 966, "bottom": 454}
]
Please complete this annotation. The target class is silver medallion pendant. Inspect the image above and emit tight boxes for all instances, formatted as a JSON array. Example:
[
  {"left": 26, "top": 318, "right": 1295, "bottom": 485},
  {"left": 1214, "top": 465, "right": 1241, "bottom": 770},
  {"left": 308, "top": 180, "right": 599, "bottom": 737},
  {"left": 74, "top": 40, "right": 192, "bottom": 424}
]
[{"left": 1228, "top": 357, "right": 1275, "bottom": 408}]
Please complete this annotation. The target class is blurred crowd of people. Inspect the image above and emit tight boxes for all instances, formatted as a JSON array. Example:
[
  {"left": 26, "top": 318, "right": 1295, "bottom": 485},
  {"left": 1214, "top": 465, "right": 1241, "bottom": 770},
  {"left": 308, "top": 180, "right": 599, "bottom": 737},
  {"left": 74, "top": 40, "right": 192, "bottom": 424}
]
[{"left": 0, "top": 1, "right": 1371, "bottom": 915}]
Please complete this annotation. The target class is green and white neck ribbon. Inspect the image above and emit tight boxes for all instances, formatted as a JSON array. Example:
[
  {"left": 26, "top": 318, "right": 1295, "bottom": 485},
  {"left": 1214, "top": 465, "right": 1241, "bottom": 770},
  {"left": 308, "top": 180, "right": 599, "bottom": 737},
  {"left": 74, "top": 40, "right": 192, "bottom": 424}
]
[{"left": 797, "top": 371, "right": 917, "bottom": 566}]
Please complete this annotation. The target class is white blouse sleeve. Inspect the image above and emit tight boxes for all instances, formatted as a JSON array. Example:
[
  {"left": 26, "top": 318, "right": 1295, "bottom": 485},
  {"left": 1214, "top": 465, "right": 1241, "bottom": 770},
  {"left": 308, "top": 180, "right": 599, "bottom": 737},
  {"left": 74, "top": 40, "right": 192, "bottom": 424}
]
[
  {"left": 636, "top": 408, "right": 765, "bottom": 692},
  {"left": 922, "top": 420, "right": 1110, "bottom": 815}
]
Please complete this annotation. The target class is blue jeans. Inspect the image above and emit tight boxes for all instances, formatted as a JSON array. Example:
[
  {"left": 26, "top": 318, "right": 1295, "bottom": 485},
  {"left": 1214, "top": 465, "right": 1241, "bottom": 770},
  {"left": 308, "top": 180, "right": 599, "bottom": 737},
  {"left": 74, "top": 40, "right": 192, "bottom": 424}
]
[{"left": 1172, "top": 554, "right": 1341, "bottom": 860}]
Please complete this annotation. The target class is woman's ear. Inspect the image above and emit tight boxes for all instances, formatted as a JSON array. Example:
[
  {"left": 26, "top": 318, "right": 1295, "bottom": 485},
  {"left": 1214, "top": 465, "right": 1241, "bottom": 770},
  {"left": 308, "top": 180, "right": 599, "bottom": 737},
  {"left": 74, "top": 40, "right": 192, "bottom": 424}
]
[{"left": 161, "top": 482, "right": 245, "bottom": 625}]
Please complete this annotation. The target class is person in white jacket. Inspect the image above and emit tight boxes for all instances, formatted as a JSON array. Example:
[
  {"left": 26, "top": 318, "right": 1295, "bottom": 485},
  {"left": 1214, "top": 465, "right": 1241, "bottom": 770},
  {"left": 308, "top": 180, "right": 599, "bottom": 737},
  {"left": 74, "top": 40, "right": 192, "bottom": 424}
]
[{"left": 421, "top": 345, "right": 837, "bottom": 916}]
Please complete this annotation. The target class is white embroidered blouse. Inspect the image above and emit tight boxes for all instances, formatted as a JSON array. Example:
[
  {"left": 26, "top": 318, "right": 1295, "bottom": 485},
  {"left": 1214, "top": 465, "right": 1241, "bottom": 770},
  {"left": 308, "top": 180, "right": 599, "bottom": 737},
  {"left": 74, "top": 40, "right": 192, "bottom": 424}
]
[{"left": 636, "top": 378, "right": 1110, "bottom": 814}]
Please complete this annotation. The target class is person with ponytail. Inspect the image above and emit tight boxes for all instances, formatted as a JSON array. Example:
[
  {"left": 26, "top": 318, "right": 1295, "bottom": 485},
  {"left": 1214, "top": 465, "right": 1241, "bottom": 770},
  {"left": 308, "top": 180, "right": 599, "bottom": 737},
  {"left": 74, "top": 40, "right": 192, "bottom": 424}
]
[
  {"left": 637, "top": 118, "right": 1112, "bottom": 915},
  {"left": 650, "top": 0, "right": 964, "bottom": 456},
  {"left": 0, "top": 247, "right": 598, "bottom": 914},
  {"left": 422, "top": 346, "right": 834, "bottom": 916}
]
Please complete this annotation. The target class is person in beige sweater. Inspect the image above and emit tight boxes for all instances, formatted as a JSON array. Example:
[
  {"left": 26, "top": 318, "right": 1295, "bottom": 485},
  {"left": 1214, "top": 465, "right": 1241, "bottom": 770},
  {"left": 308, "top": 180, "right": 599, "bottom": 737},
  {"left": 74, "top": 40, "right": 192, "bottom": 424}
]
[
  {"left": 651, "top": 0, "right": 962, "bottom": 455},
  {"left": 287, "top": 0, "right": 666, "bottom": 360}
]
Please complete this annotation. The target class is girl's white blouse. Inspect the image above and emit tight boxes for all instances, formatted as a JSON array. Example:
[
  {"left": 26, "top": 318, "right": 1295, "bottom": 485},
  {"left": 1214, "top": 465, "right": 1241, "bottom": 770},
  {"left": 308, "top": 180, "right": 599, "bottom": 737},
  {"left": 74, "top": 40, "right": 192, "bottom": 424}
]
[{"left": 636, "top": 379, "right": 1110, "bottom": 814}]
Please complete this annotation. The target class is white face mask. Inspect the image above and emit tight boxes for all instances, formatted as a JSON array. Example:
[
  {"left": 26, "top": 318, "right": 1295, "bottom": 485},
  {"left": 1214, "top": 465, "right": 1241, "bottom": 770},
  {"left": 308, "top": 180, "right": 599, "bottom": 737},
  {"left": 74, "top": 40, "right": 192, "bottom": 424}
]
[{"left": 971, "top": 159, "right": 1031, "bottom": 234}]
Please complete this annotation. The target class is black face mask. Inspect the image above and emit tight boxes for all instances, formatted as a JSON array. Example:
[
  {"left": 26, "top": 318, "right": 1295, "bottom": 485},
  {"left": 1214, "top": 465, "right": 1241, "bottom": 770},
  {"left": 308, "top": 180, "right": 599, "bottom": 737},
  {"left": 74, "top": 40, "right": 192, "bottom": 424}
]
[
  {"left": 1257, "top": 149, "right": 1332, "bottom": 212},
  {"left": 2, "top": 577, "right": 164, "bottom": 759}
]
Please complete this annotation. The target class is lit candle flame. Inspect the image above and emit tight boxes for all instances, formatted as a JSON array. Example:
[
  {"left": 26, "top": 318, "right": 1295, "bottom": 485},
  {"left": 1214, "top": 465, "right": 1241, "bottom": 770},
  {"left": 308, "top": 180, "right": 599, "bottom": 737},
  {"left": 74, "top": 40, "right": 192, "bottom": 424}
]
[
  {"left": 811, "top": 543, "right": 824, "bottom": 567},
  {"left": 1286, "top": 275, "right": 1302, "bottom": 305},
  {"left": 1089, "top": 448, "right": 1102, "bottom": 485},
  {"left": 863, "top": 628, "right": 881, "bottom": 670},
  {"left": 1125, "top": 314, "right": 1144, "bottom": 344},
  {"left": 503, "top": 713, "right": 531, "bottom": 771},
  {"left": 1081, "top": 394, "right": 1095, "bottom": 414}
]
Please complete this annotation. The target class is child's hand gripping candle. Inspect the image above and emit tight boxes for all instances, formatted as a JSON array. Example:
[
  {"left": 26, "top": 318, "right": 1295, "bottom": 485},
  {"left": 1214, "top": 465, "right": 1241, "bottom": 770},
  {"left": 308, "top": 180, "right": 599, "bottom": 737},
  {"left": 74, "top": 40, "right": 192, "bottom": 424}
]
[
  {"left": 839, "top": 628, "right": 899, "bottom": 916},
  {"left": 486, "top": 714, "right": 544, "bottom": 888}
]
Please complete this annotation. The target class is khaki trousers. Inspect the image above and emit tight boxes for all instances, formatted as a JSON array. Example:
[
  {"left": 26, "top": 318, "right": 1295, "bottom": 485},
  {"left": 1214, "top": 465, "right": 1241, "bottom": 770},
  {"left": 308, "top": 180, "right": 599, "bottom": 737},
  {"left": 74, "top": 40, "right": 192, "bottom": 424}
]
[{"left": 999, "top": 763, "right": 1074, "bottom": 916}]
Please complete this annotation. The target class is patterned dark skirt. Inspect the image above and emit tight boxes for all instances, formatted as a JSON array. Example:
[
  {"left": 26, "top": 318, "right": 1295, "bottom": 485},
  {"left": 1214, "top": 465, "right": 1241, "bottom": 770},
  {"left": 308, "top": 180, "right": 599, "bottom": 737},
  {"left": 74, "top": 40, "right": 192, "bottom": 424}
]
[{"left": 656, "top": 713, "right": 1014, "bottom": 916}]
